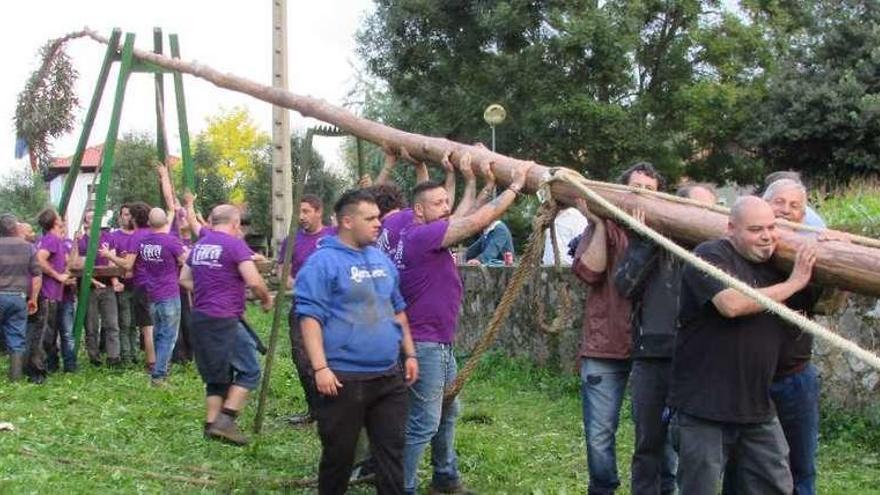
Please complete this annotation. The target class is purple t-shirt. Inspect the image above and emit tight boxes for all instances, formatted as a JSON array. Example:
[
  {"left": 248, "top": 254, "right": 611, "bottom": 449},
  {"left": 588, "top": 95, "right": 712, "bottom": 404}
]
[
  {"left": 187, "top": 230, "right": 254, "bottom": 318},
  {"left": 124, "top": 227, "right": 152, "bottom": 288},
  {"left": 278, "top": 226, "right": 336, "bottom": 279},
  {"left": 77, "top": 230, "right": 114, "bottom": 267},
  {"left": 38, "top": 233, "right": 68, "bottom": 301},
  {"left": 376, "top": 209, "right": 414, "bottom": 266},
  {"left": 396, "top": 220, "right": 463, "bottom": 343},
  {"left": 139, "top": 231, "right": 184, "bottom": 302}
]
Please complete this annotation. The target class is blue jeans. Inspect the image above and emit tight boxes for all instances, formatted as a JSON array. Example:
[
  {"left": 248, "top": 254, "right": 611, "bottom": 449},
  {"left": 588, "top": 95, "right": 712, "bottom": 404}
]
[
  {"left": 58, "top": 300, "right": 76, "bottom": 369},
  {"left": 230, "top": 321, "right": 261, "bottom": 390},
  {"left": 403, "top": 342, "right": 460, "bottom": 494},
  {"left": 149, "top": 297, "right": 180, "bottom": 379},
  {"left": 770, "top": 364, "right": 820, "bottom": 495},
  {"left": 0, "top": 293, "right": 27, "bottom": 353},
  {"left": 581, "top": 357, "right": 631, "bottom": 494}
]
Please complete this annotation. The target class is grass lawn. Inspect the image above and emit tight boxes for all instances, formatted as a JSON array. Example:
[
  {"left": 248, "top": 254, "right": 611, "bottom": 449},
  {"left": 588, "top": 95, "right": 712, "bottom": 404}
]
[{"left": 0, "top": 303, "right": 877, "bottom": 493}]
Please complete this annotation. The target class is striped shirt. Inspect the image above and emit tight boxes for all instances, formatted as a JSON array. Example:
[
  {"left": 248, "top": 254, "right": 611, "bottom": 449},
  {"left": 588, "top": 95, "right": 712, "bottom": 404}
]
[{"left": 0, "top": 237, "right": 39, "bottom": 294}]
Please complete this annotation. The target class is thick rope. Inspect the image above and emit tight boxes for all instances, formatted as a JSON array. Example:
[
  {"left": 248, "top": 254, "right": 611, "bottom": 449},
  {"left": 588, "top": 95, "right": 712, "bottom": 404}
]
[
  {"left": 553, "top": 169, "right": 880, "bottom": 372},
  {"left": 444, "top": 196, "right": 559, "bottom": 401}
]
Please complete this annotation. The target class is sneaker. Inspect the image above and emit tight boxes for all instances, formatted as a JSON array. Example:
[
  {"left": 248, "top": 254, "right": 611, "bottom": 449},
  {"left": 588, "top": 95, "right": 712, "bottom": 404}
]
[
  {"left": 206, "top": 413, "right": 249, "bottom": 446},
  {"left": 150, "top": 377, "right": 167, "bottom": 388},
  {"left": 349, "top": 458, "right": 376, "bottom": 485}
]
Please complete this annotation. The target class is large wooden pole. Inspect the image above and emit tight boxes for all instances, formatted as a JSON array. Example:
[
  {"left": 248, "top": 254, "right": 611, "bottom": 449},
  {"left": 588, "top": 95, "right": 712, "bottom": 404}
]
[
  {"left": 67, "top": 28, "right": 880, "bottom": 297},
  {"left": 271, "top": 1, "right": 294, "bottom": 252}
]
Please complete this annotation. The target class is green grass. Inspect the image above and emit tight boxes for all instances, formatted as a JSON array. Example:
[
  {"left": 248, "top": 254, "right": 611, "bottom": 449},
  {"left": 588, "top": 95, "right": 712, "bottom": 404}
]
[{"left": 0, "top": 304, "right": 877, "bottom": 493}]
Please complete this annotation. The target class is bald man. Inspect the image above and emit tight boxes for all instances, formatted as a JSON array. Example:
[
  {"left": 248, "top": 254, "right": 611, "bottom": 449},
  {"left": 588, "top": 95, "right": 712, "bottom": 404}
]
[
  {"left": 669, "top": 197, "right": 817, "bottom": 494},
  {"left": 180, "top": 204, "right": 272, "bottom": 445},
  {"left": 138, "top": 208, "right": 187, "bottom": 386}
]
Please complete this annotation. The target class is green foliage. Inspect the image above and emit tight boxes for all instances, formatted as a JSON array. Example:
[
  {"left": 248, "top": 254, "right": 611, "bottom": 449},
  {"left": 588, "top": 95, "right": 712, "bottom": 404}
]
[
  {"left": 106, "top": 133, "right": 162, "bottom": 209},
  {"left": 292, "top": 133, "right": 351, "bottom": 223},
  {"left": 191, "top": 135, "right": 232, "bottom": 218},
  {"left": 813, "top": 178, "right": 880, "bottom": 237},
  {"left": 241, "top": 145, "right": 273, "bottom": 240},
  {"left": 746, "top": 0, "right": 880, "bottom": 181},
  {"left": 0, "top": 170, "right": 50, "bottom": 225},
  {"left": 0, "top": 305, "right": 876, "bottom": 492},
  {"left": 15, "top": 37, "right": 79, "bottom": 170},
  {"left": 200, "top": 107, "right": 271, "bottom": 203}
]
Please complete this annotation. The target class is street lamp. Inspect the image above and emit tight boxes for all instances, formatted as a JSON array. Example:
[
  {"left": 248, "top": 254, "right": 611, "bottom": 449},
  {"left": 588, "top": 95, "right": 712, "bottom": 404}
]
[{"left": 483, "top": 103, "right": 507, "bottom": 152}]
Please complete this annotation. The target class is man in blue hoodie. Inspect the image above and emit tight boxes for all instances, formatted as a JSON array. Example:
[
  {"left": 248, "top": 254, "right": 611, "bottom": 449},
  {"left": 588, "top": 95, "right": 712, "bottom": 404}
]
[{"left": 296, "top": 189, "right": 419, "bottom": 495}]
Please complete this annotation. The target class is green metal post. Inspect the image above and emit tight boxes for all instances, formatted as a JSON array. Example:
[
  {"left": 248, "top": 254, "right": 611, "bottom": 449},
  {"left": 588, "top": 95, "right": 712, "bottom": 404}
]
[
  {"left": 170, "top": 34, "right": 195, "bottom": 192},
  {"left": 253, "top": 130, "right": 316, "bottom": 434},
  {"left": 153, "top": 28, "right": 168, "bottom": 163},
  {"left": 57, "top": 29, "right": 121, "bottom": 218},
  {"left": 72, "top": 33, "right": 137, "bottom": 354}
]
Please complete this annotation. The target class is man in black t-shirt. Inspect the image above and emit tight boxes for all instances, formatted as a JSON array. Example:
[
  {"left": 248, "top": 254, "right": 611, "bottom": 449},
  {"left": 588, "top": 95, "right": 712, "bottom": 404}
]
[{"left": 669, "top": 196, "right": 817, "bottom": 494}]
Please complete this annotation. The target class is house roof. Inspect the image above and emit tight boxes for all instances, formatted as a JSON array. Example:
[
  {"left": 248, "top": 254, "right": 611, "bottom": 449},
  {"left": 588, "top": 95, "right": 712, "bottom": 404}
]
[{"left": 50, "top": 143, "right": 180, "bottom": 172}]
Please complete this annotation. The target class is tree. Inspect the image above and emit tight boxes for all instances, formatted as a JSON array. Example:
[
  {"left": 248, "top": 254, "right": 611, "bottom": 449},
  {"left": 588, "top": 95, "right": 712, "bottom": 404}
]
[
  {"left": 199, "top": 107, "right": 270, "bottom": 203},
  {"left": 0, "top": 170, "right": 50, "bottom": 225},
  {"left": 107, "top": 132, "right": 163, "bottom": 208},
  {"left": 190, "top": 135, "right": 232, "bottom": 217},
  {"left": 746, "top": 0, "right": 880, "bottom": 182},
  {"left": 355, "top": 0, "right": 748, "bottom": 185}
]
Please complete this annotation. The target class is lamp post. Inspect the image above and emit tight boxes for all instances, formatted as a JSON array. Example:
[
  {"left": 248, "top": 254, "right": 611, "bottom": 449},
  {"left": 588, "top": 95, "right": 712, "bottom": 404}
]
[{"left": 483, "top": 103, "right": 507, "bottom": 152}]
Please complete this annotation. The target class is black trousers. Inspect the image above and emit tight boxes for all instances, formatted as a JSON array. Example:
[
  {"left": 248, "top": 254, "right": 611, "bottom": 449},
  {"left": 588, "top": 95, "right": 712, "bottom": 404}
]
[
  {"left": 288, "top": 312, "right": 318, "bottom": 415},
  {"left": 630, "top": 358, "right": 677, "bottom": 495},
  {"left": 316, "top": 371, "right": 407, "bottom": 495},
  {"left": 172, "top": 290, "right": 193, "bottom": 363}
]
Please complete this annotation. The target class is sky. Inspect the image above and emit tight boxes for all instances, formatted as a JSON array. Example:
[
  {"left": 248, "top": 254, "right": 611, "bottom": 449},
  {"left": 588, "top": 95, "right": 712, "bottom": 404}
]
[{"left": 0, "top": 0, "right": 374, "bottom": 178}]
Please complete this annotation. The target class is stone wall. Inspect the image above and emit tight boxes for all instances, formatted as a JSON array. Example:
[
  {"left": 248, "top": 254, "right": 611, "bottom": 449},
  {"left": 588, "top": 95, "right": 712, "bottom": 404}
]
[{"left": 455, "top": 266, "right": 880, "bottom": 412}]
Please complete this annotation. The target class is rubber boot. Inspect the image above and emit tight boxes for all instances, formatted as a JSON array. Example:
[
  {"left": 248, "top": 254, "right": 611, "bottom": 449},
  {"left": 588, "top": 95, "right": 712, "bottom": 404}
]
[
  {"left": 8, "top": 353, "right": 23, "bottom": 382},
  {"left": 206, "top": 412, "right": 249, "bottom": 446}
]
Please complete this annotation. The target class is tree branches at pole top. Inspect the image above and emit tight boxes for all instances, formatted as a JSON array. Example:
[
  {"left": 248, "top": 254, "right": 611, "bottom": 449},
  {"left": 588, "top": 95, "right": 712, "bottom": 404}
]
[{"left": 22, "top": 27, "right": 880, "bottom": 298}]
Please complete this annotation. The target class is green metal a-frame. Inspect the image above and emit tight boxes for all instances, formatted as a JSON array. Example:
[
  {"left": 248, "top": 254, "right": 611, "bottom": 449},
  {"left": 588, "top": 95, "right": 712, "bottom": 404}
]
[{"left": 57, "top": 28, "right": 195, "bottom": 354}]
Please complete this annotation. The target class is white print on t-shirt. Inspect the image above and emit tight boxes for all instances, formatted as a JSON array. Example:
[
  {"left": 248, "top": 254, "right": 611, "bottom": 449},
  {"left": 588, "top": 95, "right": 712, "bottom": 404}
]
[
  {"left": 191, "top": 244, "right": 223, "bottom": 268},
  {"left": 141, "top": 244, "right": 163, "bottom": 261},
  {"left": 350, "top": 266, "right": 388, "bottom": 284}
]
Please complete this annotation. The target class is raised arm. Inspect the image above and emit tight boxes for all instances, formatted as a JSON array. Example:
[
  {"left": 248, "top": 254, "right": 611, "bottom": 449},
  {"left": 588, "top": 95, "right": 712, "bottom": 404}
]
[
  {"left": 450, "top": 153, "right": 476, "bottom": 219},
  {"left": 441, "top": 165, "right": 527, "bottom": 248},
  {"left": 155, "top": 161, "right": 178, "bottom": 215},
  {"left": 182, "top": 191, "right": 203, "bottom": 237},
  {"left": 574, "top": 199, "right": 608, "bottom": 275},
  {"left": 471, "top": 158, "right": 497, "bottom": 213}
]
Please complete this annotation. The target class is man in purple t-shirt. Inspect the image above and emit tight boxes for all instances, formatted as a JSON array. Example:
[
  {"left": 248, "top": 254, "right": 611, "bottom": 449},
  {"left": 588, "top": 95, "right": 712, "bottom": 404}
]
[
  {"left": 180, "top": 205, "right": 272, "bottom": 446},
  {"left": 74, "top": 209, "right": 122, "bottom": 367},
  {"left": 394, "top": 153, "right": 527, "bottom": 494},
  {"left": 31, "top": 208, "right": 76, "bottom": 382},
  {"left": 109, "top": 204, "right": 139, "bottom": 364},
  {"left": 279, "top": 194, "right": 336, "bottom": 426},
  {"left": 139, "top": 208, "right": 187, "bottom": 385},
  {"left": 101, "top": 202, "right": 156, "bottom": 371}
]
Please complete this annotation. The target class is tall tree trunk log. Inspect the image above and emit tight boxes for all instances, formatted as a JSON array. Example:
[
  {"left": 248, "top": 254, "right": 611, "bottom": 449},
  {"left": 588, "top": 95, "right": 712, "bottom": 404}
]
[{"left": 66, "top": 28, "right": 880, "bottom": 297}]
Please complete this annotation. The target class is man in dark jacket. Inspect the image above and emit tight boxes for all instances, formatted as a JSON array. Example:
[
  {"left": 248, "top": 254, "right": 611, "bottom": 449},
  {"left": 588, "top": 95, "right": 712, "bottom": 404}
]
[{"left": 613, "top": 183, "right": 717, "bottom": 495}]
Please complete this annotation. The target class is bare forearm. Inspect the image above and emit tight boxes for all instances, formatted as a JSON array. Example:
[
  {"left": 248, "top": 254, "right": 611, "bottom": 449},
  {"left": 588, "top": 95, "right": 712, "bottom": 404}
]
[
  {"left": 395, "top": 312, "right": 416, "bottom": 357},
  {"left": 30, "top": 277, "right": 41, "bottom": 301},
  {"left": 444, "top": 169, "right": 456, "bottom": 203},
  {"left": 442, "top": 189, "right": 517, "bottom": 247},
  {"left": 472, "top": 183, "right": 496, "bottom": 212},
  {"left": 248, "top": 280, "right": 272, "bottom": 307},
  {"left": 713, "top": 281, "right": 802, "bottom": 318},
  {"left": 301, "top": 317, "right": 328, "bottom": 370},
  {"left": 452, "top": 178, "right": 476, "bottom": 218},
  {"left": 578, "top": 224, "right": 608, "bottom": 273}
]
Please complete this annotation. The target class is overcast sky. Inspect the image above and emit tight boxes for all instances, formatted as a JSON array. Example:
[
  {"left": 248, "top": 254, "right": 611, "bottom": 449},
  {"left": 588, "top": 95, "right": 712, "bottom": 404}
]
[{"left": 0, "top": 0, "right": 374, "bottom": 178}]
